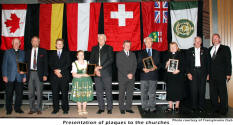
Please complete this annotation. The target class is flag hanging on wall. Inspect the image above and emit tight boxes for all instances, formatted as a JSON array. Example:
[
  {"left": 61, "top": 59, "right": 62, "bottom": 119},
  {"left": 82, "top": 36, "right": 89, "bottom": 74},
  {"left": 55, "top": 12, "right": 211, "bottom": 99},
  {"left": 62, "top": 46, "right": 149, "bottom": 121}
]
[
  {"left": 39, "top": 4, "right": 64, "bottom": 50},
  {"left": 170, "top": 1, "right": 198, "bottom": 49},
  {"left": 142, "top": 1, "right": 168, "bottom": 51},
  {"left": 104, "top": 2, "right": 141, "bottom": 51},
  {"left": 66, "top": 3, "right": 101, "bottom": 51},
  {"left": 1, "top": 4, "right": 27, "bottom": 50}
]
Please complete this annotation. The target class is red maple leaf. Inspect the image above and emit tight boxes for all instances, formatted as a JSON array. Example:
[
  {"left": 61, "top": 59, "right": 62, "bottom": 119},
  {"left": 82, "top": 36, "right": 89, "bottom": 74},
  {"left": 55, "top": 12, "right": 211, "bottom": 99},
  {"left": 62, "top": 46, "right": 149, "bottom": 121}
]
[{"left": 5, "top": 13, "right": 20, "bottom": 33}]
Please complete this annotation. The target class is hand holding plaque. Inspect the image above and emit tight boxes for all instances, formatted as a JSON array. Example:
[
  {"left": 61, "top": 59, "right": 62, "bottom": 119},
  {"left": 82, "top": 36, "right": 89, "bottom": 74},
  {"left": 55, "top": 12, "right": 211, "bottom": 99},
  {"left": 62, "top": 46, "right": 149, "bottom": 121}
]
[{"left": 17, "top": 62, "right": 28, "bottom": 74}]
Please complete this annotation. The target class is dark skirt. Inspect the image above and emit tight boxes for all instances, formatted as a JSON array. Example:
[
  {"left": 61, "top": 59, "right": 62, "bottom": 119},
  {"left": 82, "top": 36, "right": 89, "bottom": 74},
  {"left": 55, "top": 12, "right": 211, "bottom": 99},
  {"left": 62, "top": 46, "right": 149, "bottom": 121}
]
[{"left": 166, "top": 73, "right": 185, "bottom": 101}]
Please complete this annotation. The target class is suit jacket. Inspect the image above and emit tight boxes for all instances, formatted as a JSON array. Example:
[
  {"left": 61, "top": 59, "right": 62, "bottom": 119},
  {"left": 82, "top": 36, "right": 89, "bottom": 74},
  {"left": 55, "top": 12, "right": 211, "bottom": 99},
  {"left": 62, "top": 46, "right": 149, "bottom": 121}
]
[
  {"left": 116, "top": 51, "right": 137, "bottom": 82},
  {"left": 138, "top": 49, "right": 160, "bottom": 81},
  {"left": 2, "top": 49, "right": 26, "bottom": 82},
  {"left": 186, "top": 47, "right": 211, "bottom": 75},
  {"left": 89, "top": 44, "right": 114, "bottom": 77},
  {"left": 49, "top": 49, "right": 71, "bottom": 82},
  {"left": 25, "top": 48, "right": 48, "bottom": 82},
  {"left": 209, "top": 45, "right": 232, "bottom": 80}
]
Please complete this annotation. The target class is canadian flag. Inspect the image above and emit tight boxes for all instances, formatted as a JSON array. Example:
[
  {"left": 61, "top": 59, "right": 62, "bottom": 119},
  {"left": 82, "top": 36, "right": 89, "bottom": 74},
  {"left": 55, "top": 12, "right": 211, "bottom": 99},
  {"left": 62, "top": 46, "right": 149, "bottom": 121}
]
[
  {"left": 1, "top": 4, "right": 27, "bottom": 50},
  {"left": 104, "top": 2, "right": 141, "bottom": 51},
  {"left": 66, "top": 3, "right": 101, "bottom": 51}
]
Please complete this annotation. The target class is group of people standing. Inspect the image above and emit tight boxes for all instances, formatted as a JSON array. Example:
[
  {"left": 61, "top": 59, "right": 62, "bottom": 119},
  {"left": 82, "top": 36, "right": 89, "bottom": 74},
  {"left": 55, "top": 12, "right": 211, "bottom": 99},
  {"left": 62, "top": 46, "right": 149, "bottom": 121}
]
[{"left": 1, "top": 33, "right": 232, "bottom": 116}]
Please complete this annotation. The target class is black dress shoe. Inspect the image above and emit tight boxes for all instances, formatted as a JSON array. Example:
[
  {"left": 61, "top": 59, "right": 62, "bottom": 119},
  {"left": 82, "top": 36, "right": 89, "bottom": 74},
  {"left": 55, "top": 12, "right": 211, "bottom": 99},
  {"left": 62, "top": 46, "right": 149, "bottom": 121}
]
[
  {"left": 165, "top": 108, "right": 173, "bottom": 112},
  {"left": 28, "top": 111, "right": 35, "bottom": 114},
  {"left": 126, "top": 110, "right": 134, "bottom": 113},
  {"left": 37, "top": 111, "right": 42, "bottom": 114},
  {"left": 107, "top": 110, "right": 112, "bottom": 114},
  {"left": 96, "top": 109, "right": 104, "bottom": 114},
  {"left": 51, "top": 110, "right": 59, "bottom": 114},
  {"left": 15, "top": 109, "right": 24, "bottom": 114},
  {"left": 120, "top": 110, "right": 125, "bottom": 114},
  {"left": 142, "top": 109, "right": 149, "bottom": 114},
  {"left": 63, "top": 111, "right": 68, "bottom": 114}
]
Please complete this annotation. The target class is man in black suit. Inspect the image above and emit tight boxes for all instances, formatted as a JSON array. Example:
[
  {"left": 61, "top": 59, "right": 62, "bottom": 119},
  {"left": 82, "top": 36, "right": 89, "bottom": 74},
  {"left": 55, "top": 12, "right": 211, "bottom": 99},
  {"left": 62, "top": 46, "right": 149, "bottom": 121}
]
[
  {"left": 89, "top": 34, "right": 114, "bottom": 114},
  {"left": 116, "top": 40, "right": 137, "bottom": 114},
  {"left": 138, "top": 37, "right": 160, "bottom": 113},
  {"left": 49, "top": 38, "right": 71, "bottom": 114},
  {"left": 186, "top": 36, "right": 211, "bottom": 113},
  {"left": 25, "top": 36, "right": 48, "bottom": 115},
  {"left": 209, "top": 34, "right": 232, "bottom": 115}
]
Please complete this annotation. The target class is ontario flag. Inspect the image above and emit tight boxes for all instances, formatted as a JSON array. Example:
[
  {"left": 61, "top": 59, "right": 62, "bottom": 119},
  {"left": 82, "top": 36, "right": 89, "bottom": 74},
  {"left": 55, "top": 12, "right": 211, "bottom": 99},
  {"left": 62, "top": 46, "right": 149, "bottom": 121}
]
[
  {"left": 1, "top": 4, "right": 27, "bottom": 50},
  {"left": 66, "top": 3, "right": 101, "bottom": 51},
  {"left": 142, "top": 1, "right": 168, "bottom": 51},
  {"left": 104, "top": 2, "right": 141, "bottom": 51}
]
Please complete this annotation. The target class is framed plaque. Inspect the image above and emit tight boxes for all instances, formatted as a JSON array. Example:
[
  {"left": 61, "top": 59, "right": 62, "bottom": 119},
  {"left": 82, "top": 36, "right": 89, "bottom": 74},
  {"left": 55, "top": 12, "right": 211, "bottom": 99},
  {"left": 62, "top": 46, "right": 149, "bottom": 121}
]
[
  {"left": 167, "top": 59, "right": 179, "bottom": 72},
  {"left": 87, "top": 64, "right": 96, "bottom": 76},
  {"left": 17, "top": 62, "right": 28, "bottom": 73},
  {"left": 143, "top": 56, "right": 155, "bottom": 69}
]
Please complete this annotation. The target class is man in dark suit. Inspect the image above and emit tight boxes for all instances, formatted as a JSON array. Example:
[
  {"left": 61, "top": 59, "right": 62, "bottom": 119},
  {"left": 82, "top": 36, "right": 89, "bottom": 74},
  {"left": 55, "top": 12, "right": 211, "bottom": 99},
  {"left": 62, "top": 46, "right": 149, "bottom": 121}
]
[
  {"left": 49, "top": 38, "right": 71, "bottom": 114},
  {"left": 186, "top": 36, "right": 211, "bottom": 113},
  {"left": 138, "top": 37, "right": 160, "bottom": 113},
  {"left": 116, "top": 40, "right": 137, "bottom": 114},
  {"left": 25, "top": 36, "right": 48, "bottom": 115},
  {"left": 89, "top": 34, "right": 114, "bottom": 114},
  {"left": 2, "top": 38, "right": 26, "bottom": 115},
  {"left": 209, "top": 34, "right": 232, "bottom": 115}
]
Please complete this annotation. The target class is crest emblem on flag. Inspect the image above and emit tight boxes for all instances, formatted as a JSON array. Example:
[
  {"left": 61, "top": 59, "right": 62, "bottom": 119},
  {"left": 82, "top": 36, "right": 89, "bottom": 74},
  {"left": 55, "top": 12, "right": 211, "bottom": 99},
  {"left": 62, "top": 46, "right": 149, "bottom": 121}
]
[
  {"left": 173, "top": 19, "right": 194, "bottom": 38},
  {"left": 149, "top": 32, "right": 162, "bottom": 42}
]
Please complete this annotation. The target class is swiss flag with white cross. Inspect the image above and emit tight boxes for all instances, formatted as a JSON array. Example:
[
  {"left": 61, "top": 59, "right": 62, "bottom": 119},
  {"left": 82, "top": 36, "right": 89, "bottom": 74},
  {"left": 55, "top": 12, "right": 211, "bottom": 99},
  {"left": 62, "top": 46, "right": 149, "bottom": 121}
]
[
  {"left": 104, "top": 2, "right": 141, "bottom": 51},
  {"left": 1, "top": 4, "right": 27, "bottom": 50}
]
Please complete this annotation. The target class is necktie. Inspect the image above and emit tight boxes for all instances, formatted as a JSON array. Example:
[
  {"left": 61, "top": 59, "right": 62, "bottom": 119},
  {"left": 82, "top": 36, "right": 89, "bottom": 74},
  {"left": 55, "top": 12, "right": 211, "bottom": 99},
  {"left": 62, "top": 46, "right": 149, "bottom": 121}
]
[
  {"left": 148, "top": 49, "right": 151, "bottom": 57},
  {"left": 33, "top": 49, "right": 37, "bottom": 69},
  {"left": 58, "top": 51, "right": 61, "bottom": 59},
  {"left": 212, "top": 47, "right": 217, "bottom": 60}
]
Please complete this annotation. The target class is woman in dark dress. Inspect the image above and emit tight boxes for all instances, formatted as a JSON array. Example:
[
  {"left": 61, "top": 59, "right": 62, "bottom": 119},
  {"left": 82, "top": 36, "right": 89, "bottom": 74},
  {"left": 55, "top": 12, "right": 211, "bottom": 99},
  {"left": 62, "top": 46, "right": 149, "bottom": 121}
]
[{"left": 164, "top": 42, "right": 185, "bottom": 112}]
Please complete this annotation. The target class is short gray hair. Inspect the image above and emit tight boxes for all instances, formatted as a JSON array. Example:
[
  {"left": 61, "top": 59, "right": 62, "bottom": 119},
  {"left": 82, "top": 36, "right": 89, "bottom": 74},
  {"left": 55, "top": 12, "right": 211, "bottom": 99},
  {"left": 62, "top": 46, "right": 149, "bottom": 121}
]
[
  {"left": 143, "top": 37, "right": 153, "bottom": 43},
  {"left": 194, "top": 36, "right": 202, "bottom": 42}
]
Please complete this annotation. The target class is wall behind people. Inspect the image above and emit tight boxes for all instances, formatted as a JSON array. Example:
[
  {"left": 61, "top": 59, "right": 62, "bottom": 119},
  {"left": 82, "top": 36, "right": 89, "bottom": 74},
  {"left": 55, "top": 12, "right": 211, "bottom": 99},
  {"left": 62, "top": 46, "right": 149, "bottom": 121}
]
[{"left": 210, "top": 0, "right": 233, "bottom": 107}]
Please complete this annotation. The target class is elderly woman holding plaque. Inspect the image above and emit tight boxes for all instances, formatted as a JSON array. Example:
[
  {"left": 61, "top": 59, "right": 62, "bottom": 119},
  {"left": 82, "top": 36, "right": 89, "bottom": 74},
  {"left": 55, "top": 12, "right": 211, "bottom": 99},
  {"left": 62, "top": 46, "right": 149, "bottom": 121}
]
[
  {"left": 164, "top": 42, "right": 185, "bottom": 113},
  {"left": 70, "top": 50, "right": 93, "bottom": 115}
]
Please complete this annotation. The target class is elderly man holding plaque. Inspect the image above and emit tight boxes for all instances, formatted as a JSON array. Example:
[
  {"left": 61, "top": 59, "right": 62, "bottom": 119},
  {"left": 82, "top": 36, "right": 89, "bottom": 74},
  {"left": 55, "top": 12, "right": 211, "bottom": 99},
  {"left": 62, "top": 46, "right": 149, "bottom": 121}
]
[
  {"left": 116, "top": 40, "right": 137, "bottom": 114},
  {"left": 138, "top": 37, "right": 160, "bottom": 113},
  {"left": 89, "top": 34, "right": 114, "bottom": 114},
  {"left": 2, "top": 38, "right": 26, "bottom": 115},
  {"left": 25, "top": 36, "right": 48, "bottom": 115},
  {"left": 164, "top": 42, "right": 185, "bottom": 113},
  {"left": 186, "top": 36, "right": 211, "bottom": 113}
]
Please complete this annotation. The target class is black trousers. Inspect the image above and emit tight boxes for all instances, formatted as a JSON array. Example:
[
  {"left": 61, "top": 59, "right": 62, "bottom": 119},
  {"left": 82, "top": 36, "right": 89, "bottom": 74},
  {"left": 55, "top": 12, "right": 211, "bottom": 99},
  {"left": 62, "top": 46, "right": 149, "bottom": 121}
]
[
  {"left": 51, "top": 78, "right": 69, "bottom": 112},
  {"left": 94, "top": 76, "right": 112, "bottom": 110},
  {"left": 5, "top": 81, "right": 23, "bottom": 112},
  {"left": 189, "top": 68, "right": 207, "bottom": 110},
  {"left": 209, "top": 76, "right": 228, "bottom": 113}
]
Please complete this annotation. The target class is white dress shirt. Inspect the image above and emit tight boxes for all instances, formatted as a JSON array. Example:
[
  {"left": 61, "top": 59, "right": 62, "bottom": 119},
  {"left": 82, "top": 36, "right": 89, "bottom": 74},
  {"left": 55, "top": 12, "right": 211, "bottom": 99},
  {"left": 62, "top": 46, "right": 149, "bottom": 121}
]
[
  {"left": 124, "top": 50, "right": 129, "bottom": 56},
  {"left": 195, "top": 47, "right": 201, "bottom": 67},
  {"left": 57, "top": 49, "right": 62, "bottom": 57},
  {"left": 210, "top": 44, "right": 220, "bottom": 57},
  {"left": 98, "top": 46, "right": 102, "bottom": 66},
  {"left": 30, "top": 47, "right": 38, "bottom": 70}
]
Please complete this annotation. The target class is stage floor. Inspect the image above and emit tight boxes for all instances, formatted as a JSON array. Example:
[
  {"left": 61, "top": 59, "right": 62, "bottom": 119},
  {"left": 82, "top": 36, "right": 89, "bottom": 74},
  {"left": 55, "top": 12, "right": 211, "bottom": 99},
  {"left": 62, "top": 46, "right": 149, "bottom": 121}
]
[{"left": 1, "top": 104, "right": 233, "bottom": 118}]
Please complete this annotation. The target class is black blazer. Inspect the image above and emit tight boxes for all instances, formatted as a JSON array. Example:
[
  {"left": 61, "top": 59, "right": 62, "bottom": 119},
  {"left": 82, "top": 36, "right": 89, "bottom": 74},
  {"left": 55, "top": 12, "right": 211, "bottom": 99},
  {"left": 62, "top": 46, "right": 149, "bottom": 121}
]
[
  {"left": 186, "top": 47, "right": 211, "bottom": 75},
  {"left": 49, "top": 50, "right": 71, "bottom": 82},
  {"left": 116, "top": 51, "right": 137, "bottom": 82},
  {"left": 209, "top": 45, "right": 232, "bottom": 80},
  {"left": 137, "top": 49, "right": 160, "bottom": 81},
  {"left": 89, "top": 44, "right": 114, "bottom": 77},
  {"left": 25, "top": 48, "right": 48, "bottom": 82}
]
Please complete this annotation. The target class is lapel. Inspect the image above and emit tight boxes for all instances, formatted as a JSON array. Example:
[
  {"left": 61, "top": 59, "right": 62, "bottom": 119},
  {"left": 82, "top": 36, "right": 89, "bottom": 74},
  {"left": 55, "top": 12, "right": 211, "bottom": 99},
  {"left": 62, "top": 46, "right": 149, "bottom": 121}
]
[
  {"left": 143, "top": 49, "right": 149, "bottom": 57},
  {"left": 216, "top": 45, "right": 223, "bottom": 57}
]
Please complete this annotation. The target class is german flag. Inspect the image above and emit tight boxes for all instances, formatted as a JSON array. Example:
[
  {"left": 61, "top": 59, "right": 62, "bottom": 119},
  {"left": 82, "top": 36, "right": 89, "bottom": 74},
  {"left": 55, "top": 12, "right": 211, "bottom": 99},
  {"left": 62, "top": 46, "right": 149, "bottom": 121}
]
[{"left": 39, "top": 4, "right": 64, "bottom": 50}]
